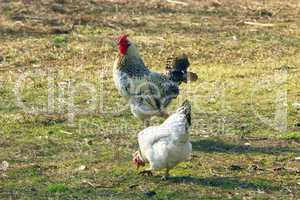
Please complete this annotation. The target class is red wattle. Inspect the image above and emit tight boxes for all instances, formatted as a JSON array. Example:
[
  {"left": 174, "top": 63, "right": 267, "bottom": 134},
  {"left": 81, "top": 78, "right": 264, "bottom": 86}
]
[{"left": 119, "top": 44, "right": 128, "bottom": 55}]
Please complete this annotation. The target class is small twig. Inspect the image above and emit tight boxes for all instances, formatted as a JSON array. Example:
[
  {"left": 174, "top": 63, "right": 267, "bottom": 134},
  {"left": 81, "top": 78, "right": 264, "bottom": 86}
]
[
  {"left": 166, "top": 0, "right": 188, "bottom": 6},
  {"left": 82, "top": 180, "right": 96, "bottom": 188},
  {"left": 243, "top": 136, "right": 269, "bottom": 141},
  {"left": 244, "top": 21, "right": 275, "bottom": 27},
  {"left": 60, "top": 130, "right": 73, "bottom": 135}
]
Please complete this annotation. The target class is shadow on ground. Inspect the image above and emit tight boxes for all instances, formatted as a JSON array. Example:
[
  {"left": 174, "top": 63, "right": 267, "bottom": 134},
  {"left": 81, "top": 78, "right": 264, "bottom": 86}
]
[
  {"left": 191, "top": 139, "right": 300, "bottom": 154},
  {"left": 167, "top": 176, "right": 281, "bottom": 191}
]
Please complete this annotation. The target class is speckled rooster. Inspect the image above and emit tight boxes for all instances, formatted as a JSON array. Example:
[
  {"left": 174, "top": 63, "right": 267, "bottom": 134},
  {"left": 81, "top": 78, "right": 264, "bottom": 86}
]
[{"left": 113, "top": 34, "right": 198, "bottom": 126}]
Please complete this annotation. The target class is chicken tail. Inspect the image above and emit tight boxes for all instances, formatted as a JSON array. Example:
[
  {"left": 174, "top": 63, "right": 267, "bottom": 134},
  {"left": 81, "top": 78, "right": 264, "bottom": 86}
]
[
  {"left": 176, "top": 100, "right": 191, "bottom": 126},
  {"left": 165, "top": 54, "right": 198, "bottom": 84}
]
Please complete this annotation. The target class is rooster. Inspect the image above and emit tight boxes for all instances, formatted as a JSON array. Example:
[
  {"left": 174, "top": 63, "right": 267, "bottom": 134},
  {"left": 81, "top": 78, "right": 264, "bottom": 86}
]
[
  {"left": 132, "top": 100, "right": 192, "bottom": 180},
  {"left": 113, "top": 34, "right": 197, "bottom": 126}
]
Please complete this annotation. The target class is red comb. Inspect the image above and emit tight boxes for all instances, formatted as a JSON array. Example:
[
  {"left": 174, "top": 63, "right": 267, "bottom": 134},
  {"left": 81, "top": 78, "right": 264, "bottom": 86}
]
[{"left": 117, "top": 34, "right": 129, "bottom": 43}]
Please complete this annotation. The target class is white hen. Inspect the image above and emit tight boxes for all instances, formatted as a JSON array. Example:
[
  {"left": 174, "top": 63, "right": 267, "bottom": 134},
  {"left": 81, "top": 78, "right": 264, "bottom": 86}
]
[{"left": 133, "top": 100, "right": 192, "bottom": 179}]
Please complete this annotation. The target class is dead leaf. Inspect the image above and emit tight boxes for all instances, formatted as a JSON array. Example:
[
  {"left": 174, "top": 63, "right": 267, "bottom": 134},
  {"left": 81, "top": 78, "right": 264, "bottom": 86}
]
[
  {"left": 0, "top": 161, "right": 9, "bottom": 171},
  {"left": 244, "top": 142, "right": 251, "bottom": 146},
  {"left": 211, "top": 0, "right": 221, "bottom": 8},
  {"left": 76, "top": 165, "right": 86, "bottom": 171},
  {"left": 249, "top": 164, "right": 264, "bottom": 171},
  {"left": 273, "top": 166, "right": 285, "bottom": 171}
]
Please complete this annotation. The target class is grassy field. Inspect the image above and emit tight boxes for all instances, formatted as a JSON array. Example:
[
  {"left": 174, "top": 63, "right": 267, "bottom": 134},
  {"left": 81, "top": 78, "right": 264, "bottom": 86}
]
[{"left": 0, "top": 0, "right": 300, "bottom": 199}]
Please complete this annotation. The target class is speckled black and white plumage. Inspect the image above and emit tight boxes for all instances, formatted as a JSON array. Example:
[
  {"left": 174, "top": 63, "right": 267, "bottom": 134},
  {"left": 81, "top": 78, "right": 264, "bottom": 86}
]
[
  {"left": 113, "top": 41, "right": 190, "bottom": 121},
  {"left": 117, "top": 47, "right": 150, "bottom": 78},
  {"left": 165, "top": 54, "right": 190, "bottom": 84}
]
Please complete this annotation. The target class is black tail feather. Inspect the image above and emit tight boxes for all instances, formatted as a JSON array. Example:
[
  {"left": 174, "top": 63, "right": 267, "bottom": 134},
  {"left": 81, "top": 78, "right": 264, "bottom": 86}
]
[
  {"left": 166, "top": 54, "right": 197, "bottom": 84},
  {"left": 177, "top": 100, "right": 191, "bottom": 125},
  {"left": 171, "top": 54, "right": 190, "bottom": 72}
]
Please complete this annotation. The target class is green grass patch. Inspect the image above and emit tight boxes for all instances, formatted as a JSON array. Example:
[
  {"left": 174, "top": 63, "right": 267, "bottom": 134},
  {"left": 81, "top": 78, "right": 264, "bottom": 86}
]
[
  {"left": 279, "top": 131, "right": 300, "bottom": 140},
  {"left": 47, "top": 183, "right": 69, "bottom": 193},
  {"left": 52, "top": 35, "right": 68, "bottom": 46}
]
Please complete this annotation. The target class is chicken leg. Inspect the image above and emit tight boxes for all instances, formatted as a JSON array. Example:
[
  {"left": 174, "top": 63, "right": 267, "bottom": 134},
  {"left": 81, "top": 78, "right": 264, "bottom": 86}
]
[{"left": 144, "top": 119, "right": 150, "bottom": 127}]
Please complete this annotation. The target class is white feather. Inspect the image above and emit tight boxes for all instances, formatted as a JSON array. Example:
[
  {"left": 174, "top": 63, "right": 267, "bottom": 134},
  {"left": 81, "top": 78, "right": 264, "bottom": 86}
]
[{"left": 137, "top": 107, "right": 192, "bottom": 171}]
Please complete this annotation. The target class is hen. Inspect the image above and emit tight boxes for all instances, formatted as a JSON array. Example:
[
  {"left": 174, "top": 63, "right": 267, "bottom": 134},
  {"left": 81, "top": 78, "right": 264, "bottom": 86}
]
[
  {"left": 133, "top": 100, "right": 192, "bottom": 179},
  {"left": 113, "top": 34, "right": 197, "bottom": 126}
]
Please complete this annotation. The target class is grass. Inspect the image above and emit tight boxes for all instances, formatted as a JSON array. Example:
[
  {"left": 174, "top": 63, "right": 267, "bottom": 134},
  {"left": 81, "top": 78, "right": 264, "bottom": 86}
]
[
  {"left": 0, "top": 0, "right": 300, "bottom": 199},
  {"left": 52, "top": 35, "right": 68, "bottom": 46},
  {"left": 280, "top": 131, "right": 300, "bottom": 140}
]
